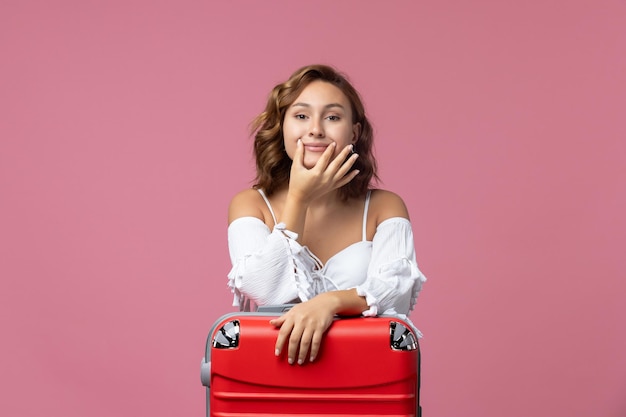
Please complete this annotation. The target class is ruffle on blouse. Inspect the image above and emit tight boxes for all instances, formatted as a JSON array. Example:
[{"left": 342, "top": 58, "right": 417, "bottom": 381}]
[
  {"left": 274, "top": 223, "right": 320, "bottom": 303},
  {"left": 227, "top": 221, "right": 299, "bottom": 308},
  {"left": 355, "top": 256, "right": 426, "bottom": 338},
  {"left": 355, "top": 257, "right": 427, "bottom": 318},
  {"left": 227, "top": 222, "right": 326, "bottom": 308},
  {"left": 227, "top": 263, "right": 244, "bottom": 310},
  {"left": 227, "top": 256, "right": 256, "bottom": 310},
  {"left": 408, "top": 261, "right": 427, "bottom": 313}
]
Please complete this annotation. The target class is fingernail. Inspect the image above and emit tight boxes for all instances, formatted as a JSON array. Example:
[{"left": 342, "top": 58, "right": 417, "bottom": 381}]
[
  {"left": 310, "top": 355, "right": 316, "bottom": 362},
  {"left": 275, "top": 349, "right": 280, "bottom": 356},
  {"left": 288, "top": 358, "right": 294, "bottom": 365},
  {"left": 350, "top": 144, "right": 354, "bottom": 151},
  {"left": 297, "top": 359, "right": 304, "bottom": 365}
]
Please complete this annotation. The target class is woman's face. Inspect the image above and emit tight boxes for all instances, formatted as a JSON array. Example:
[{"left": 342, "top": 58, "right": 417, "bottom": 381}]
[{"left": 283, "top": 80, "right": 360, "bottom": 169}]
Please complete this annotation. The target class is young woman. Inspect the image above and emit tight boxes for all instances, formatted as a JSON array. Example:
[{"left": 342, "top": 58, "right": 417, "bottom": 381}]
[{"left": 227, "top": 64, "right": 426, "bottom": 366}]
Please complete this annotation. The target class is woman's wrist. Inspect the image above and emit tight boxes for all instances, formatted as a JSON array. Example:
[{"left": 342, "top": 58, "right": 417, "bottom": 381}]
[
  {"left": 317, "top": 290, "right": 367, "bottom": 316},
  {"left": 281, "top": 193, "right": 309, "bottom": 237},
  {"left": 285, "top": 189, "right": 311, "bottom": 207}
]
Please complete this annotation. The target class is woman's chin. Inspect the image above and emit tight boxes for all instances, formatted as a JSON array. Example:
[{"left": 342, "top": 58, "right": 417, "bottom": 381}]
[{"left": 302, "top": 157, "right": 321, "bottom": 169}]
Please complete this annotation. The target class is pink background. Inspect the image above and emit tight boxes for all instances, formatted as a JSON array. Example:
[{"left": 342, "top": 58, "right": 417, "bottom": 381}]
[{"left": 1, "top": 1, "right": 625, "bottom": 416}]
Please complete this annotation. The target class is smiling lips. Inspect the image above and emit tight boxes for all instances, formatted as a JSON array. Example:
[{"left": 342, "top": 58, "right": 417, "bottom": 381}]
[{"left": 303, "top": 143, "right": 329, "bottom": 152}]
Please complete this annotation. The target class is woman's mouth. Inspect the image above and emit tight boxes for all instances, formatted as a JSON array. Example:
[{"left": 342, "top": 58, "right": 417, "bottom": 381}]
[{"left": 303, "top": 143, "right": 329, "bottom": 152}]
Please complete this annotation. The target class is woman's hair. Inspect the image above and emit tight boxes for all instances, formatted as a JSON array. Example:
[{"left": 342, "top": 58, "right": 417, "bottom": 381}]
[{"left": 251, "top": 64, "right": 378, "bottom": 201}]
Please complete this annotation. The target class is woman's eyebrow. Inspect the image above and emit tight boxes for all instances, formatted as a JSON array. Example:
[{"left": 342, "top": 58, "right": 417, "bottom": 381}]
[{"left": 290, "top": 102, "right": 346, "bottom": 110}]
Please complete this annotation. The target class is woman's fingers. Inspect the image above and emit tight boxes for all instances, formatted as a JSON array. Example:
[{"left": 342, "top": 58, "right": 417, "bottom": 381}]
[
  {"left": 272, "top": 307, "right": 333, "bottom": 365},
  {"left": 272, "top": 316, "right": 292, "bottom": 358},
  {"left": 335, "top": 151, "right": 359, "bottom": 181},
  {"left": 315, "top": 144, "right": 359, "bottom": 186},
  {"left": 286, "top": 324, "right": 305, "bottom": 364},
  {"left": 293, "top": 139, "right": 305, "bottom": 167},
  {"left": 273, "top": 315, "right": 309, "bottom": 365},
  {"left": 295, "top": 328, "right": 314, "bottom": 365},
  {"left": 326, "top": 144, "right": 359, "bottom": 188},
  {"left": 323, "top": 143, "right": 351, "bottom": 169},
  {"left": 308, "top": 330, "right": 324, "bottom": 362},
  {"left": 269, "top": 316, "right": 285, "bottom": 327},
  {"left": 335, "top": 167, "right": 360, "bottom": 189}
]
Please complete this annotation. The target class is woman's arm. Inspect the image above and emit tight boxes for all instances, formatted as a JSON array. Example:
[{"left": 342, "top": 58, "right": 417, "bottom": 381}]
[
  {"left": 354, "top": 190, "right": 426, "bottom": 316},
  {"left": 228, "top": 217, "right": 299, "bottom": 307},
  {"left": 356, "top": 217, "right": 427, "bottom": 316},
  {"left": 227, "top": 190, "right": 316, "bottom": 308}
]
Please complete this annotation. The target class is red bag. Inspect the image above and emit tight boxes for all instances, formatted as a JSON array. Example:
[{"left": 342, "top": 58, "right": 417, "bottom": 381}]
[{"left": 201, "top": 309, "right": 422, "bottom": 416}]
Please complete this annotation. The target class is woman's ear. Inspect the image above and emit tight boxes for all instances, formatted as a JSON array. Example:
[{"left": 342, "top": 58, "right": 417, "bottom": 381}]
[{"left": 352, "top": 122, "right": 361, "bottom": 144}]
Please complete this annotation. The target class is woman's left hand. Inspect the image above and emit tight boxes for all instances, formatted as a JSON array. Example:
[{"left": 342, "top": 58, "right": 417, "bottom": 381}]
[{"left": 269, "top": 295, "right": 337, "bottom": 365}]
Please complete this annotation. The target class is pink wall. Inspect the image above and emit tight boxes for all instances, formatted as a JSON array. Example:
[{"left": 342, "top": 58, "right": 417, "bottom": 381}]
[{"left": 1, "top": 1, "right": 624, "bottom": 416}]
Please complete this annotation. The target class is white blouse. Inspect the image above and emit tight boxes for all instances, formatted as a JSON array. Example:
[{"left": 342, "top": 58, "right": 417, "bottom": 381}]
[{"left": 227, "top": 190, "right": 427, "bottom": 328}]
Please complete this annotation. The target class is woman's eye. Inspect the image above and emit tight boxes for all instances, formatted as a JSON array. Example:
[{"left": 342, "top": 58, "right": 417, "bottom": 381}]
[
  {"left": 327, "top": 115, "right": 341, "bottom": 121},
  {"left": 295, "top": 114, "right": 307, "bottom": 120}
]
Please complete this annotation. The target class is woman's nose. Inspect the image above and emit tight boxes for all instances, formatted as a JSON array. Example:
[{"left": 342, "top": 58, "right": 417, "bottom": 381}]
[{"left": 309, "top": 119, "right": 325, "bottom": 137}]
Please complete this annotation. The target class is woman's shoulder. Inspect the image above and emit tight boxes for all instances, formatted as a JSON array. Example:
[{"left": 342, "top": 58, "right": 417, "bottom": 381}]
[
  {"left": 369, "top": 189, "right": 410, "bottom": 223},
  {"left": 228, "top": 188, "right": 268, "bottom": 224},
  {"left": 230, "top": 187, "right": 263, "bottom": 202}
]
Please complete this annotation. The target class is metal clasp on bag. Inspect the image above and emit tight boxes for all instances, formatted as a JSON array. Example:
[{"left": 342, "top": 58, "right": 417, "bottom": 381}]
[
  {"left": 389, "top": 321, "right": 417, "bottom": 351},
  {"left": 212, "top": 320, "right": 240, "bottom": 349}
]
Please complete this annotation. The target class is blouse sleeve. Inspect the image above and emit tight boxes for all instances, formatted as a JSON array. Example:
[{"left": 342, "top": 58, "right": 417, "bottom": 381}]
[
  {"left": 227, "top": 217, "right": 319, "bottom": 309},
  {"left": 354, "top": 217, "right": 427, "bottom": 318}
]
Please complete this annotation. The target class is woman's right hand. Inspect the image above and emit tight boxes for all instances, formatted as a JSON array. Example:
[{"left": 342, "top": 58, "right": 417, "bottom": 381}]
[{"left": 288, "top": 139, "right": 359, "bottom": 204}]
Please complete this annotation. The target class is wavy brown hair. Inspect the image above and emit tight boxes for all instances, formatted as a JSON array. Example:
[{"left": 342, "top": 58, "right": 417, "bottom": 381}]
[{"left": 251, "top": 64, "right": 378, "bottom": 201}]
